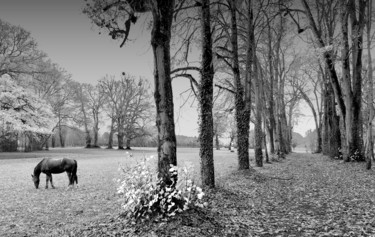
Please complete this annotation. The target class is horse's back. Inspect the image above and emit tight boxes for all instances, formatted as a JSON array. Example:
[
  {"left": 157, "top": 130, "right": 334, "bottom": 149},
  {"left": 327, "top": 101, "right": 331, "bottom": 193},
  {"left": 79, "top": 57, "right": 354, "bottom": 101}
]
[{"left": 41, "top": 158, "right": 76, "bottom": 174}]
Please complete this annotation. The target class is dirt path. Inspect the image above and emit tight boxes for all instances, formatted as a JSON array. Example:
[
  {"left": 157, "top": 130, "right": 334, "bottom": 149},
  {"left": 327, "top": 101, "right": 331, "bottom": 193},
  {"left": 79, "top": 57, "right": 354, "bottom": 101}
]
[{"left": 214, "top": 153, "right": 375, "bottom": 236}]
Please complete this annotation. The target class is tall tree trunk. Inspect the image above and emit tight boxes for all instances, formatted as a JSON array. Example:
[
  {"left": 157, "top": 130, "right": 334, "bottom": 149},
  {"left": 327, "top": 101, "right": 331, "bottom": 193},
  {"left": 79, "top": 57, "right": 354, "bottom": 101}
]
[
  {"left": 93, "top": 112, "right": 99, "bottom": 147},
  {"left": 365, "top": 0, "right": 373, "bottom": 169},
  {"left": 254, "top": 70, "right": 263, "bottom": 166},
  {"left": 263, "top": 118, "right": 270, "bottom": 163},
  {"left": 215, "top": 134, "right": 220, "bottom": 150},
  {"left": 51, "top": 134, "right": 56, "bottom": 148},
  {"left": 322, "top": 69, "right": 341, "bottom": 158},
  {"left": 117, "top": 133, "right": 124, "bottom": 150},
  {"left": 58, "top": 122, "right": 65, "bottom": 148},
  {"left": 300, "top": 89, "right": 322, "bottom": 153},
  {"left": 266, "top": 15, "right": 275, "bottom": 154},
  {"left": 199, "top": 0, "right": 215, "bottom": 188},
  {"left": 107, "top": 117, "right": 114, "bottom": 149},
  {"left": 151, "top": 0, "right": 177, "bottom": 183},
  {"left": 125, "top": 138, "right": 131, "bottom": 150},
  {"left": 230, "top": 0, "right": 251, "bottom": 170}
]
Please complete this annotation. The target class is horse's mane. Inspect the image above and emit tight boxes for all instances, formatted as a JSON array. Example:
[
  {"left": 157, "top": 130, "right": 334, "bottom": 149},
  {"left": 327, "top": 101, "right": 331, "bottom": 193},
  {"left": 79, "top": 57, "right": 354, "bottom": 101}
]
[{"left": 33, "top": 158, "right": 45, "bottom": 176}]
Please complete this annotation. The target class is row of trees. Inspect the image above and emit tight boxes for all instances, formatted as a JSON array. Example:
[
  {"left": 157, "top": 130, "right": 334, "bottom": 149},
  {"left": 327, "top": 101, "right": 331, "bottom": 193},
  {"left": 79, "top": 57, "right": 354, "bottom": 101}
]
[
  {"left": 83, "top": 0, "right": 375, "bottom": 189},
  {"left": 0, "top": 18, "right": 154, "bottom": 151},
  {"left": 2, "top": 0, "right": 374, "bottom": 189}
]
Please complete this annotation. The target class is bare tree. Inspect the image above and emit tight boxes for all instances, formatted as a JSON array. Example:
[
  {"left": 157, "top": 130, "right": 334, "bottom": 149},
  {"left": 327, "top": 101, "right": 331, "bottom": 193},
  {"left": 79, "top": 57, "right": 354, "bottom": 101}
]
[
  {"left": 299, "top": 0, "right": 367, "bottom": 161},
  {"left": 72, "top": 82, "right": 92, "bottom": 148},
  {"left": 0, "top": 18, "right": 46, "bottom": 78},
  {"left": 100, "top": 74, "right": 153, "bottom": 150},
  {"left": 84, "top": 0, "right": 177, "bottom": 182},
  {"left": 86, "top": 84, "right": 106, "bottom": 148},
  {"left": 213, "top": 110, "right": 227, "bottom": 150}
]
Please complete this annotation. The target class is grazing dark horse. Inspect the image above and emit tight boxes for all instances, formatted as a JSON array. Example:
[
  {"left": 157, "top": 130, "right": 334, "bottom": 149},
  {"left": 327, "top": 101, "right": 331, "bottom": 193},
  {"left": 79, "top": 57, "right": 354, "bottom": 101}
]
[{"left": 31, "top": 158, "right": 78, "bottom": 189}]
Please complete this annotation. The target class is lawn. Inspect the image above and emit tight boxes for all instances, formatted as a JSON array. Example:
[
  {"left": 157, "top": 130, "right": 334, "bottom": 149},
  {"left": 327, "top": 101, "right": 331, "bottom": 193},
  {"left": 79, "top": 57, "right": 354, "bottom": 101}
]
[
  {"left": 0, "top": 147, "right": 238, "bottom": 237},
  {"left": 1, "top": 148, "right": 375, "bottom": 236}
]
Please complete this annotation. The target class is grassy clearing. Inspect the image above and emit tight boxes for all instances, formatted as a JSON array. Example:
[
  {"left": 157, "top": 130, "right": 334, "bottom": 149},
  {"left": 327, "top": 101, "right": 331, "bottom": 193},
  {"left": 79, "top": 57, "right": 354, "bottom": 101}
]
[
  {"left": 0, "top": 147, "right": 238, "bottom": 237},
  {"left": 1, "top": 149, "right": 375, "bottom": 236}
]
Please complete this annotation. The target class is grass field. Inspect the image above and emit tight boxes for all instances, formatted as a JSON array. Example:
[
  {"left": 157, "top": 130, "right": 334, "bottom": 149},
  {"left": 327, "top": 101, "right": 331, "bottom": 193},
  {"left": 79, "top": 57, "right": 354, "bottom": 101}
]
[
  {"left": 0, "top": 147, "right": 239, "bottom": 236},
  {"left": 2, "top": 148, "right": 375, "bottom": 236}
]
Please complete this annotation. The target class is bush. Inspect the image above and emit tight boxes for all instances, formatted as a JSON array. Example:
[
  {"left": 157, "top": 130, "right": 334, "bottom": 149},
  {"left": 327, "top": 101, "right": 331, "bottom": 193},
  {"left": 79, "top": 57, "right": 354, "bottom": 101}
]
[{"left": 117, "top": 155, "right": 206, "bottom": 222}]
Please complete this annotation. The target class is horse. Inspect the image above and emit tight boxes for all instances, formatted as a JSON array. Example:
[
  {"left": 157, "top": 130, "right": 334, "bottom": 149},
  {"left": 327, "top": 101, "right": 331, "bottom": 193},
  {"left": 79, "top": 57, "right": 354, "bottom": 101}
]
[{"left": 31, "top": 158, "right": 78, "bottom": 189}]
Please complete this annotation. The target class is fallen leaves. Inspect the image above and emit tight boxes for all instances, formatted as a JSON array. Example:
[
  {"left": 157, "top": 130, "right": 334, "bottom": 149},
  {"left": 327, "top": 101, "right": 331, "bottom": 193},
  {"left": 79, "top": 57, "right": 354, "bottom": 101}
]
[{"left": 2, "top": 151, "right": 375, "bottom": 236}]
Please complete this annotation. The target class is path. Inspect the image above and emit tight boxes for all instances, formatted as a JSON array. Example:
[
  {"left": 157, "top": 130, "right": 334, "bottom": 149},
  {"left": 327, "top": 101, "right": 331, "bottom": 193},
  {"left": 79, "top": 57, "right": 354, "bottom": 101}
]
[{"left": 214, "top": 153, "right": 375, "bottom": 236}]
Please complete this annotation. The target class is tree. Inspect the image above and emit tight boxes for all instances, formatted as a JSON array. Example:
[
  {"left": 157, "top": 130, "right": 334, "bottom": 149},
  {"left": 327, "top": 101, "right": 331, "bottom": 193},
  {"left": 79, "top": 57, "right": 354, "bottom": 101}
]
[
  {"left": 213, "top": 110, "right": 227, "bottom": 150},
  {"left": 86, "top": 84, "right": 106, "bottom": 148},
  {"left": 199, "top": 0, "right": 215, "bottom": 188},
  {"left": 29, "top": 61, "right": 74, "bottom": 148},
  {"left": 213, "top": 0, "right": 252, "bottom": 169},
  {"left": 84, "top": 0, "right": 177, "bottom": 183},
  {"left": 122, "top": 78, "right": 153, "bottom": 150},
  {"left": 0, "top": 18, "right": 46, "bottom": 78},
  {"left": 365, "top": 0, "right": 373, "bottom": 169},
  {"left": 72, "top": 82, "right": 92, "bottom": 148},
  {"left": 100, "top": 74, "right": 153, "bottom": 150},
  {"left": 0, "top": 76, "right": 55, "bottom": 151},
  {"left": 299, "top": 0, "right": 367, "bottom": 161}
]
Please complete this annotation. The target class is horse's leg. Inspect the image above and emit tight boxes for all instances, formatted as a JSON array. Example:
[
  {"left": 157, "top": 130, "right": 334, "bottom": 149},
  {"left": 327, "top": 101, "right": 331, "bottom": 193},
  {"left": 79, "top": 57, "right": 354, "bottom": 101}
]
[
  {"left": 50, "top": 174, "right": 55, "bottom": 189},
  {"left": 67, "top": 172, "right": 72, "bottom": 186},
  {"left": 45, "top": 174, "right": 49, "bottom": 189},
  {"left": 75, "top": 174, "right": 78, "bottom": 187}
]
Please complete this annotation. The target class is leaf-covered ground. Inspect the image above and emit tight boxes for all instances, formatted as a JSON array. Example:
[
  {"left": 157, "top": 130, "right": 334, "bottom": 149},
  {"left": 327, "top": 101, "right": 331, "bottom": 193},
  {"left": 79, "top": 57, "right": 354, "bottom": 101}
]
[
  {"left": 1, "top": 149, "right": 375, "bottom": 236},
  {"left": 64, "top": 152, "right": 375, "bottom": 236}
]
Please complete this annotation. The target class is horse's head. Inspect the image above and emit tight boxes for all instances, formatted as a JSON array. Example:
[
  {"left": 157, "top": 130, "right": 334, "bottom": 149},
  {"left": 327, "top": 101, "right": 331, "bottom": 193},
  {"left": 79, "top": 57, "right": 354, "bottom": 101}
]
[{"left": 31, "top": 174, "right": 40, "bottom": 189}]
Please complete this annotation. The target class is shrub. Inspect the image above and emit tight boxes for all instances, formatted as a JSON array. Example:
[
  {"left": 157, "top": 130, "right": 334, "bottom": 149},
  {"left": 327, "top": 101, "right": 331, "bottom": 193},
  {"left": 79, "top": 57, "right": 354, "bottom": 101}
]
[{"left": 117, "top": 155, "right": 206, "bottom": 221}]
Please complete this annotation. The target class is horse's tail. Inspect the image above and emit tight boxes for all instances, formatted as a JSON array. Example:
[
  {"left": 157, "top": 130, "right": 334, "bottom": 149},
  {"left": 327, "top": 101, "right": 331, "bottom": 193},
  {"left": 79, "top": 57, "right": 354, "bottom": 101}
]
[{"left": 73, "top": 160, "right": 78, "bottom": 185}]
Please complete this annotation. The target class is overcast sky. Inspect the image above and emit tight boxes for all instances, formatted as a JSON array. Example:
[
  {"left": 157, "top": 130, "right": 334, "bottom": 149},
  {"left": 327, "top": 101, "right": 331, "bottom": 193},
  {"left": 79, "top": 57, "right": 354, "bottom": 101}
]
[
  {"left": 0, "top": 0, "right": 200, "bottom": 137},
  {"left": 0, "top": 0, "right": 314, "bottom": 138}
]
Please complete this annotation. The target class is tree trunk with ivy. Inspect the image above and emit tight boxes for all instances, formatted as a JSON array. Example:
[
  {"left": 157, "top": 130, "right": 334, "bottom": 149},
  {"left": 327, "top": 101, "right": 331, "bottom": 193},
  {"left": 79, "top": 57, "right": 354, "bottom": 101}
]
[
  {"left": 365, "top": 0, "right": 373, "bottom": 169},
  {"left": 253, "top": 53, "right": 263, "bottom": 166},
  {"left": 151, "top": 0, "right": 177, "bottom": 184},
  {"left": 229, "top": 0, "right": 251, "bottom": 170},
  {"left": 199, "top": 0, "right": 215, "bottom": 188},
  {"left": 322, "top": 71, "right": 341, "bottom": 158}
]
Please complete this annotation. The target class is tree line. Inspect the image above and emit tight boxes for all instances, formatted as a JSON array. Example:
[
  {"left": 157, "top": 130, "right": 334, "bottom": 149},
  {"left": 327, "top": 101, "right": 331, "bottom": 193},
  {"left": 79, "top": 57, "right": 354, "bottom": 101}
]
[
  {"left": 83, "top": 0, "right": 375, "bottom": 188},
  {"left": 1, "top": 0, "right": 375, "bottom": 189},
  {"left": 0, "top": 18, "right": 156, "bottom": 151}
]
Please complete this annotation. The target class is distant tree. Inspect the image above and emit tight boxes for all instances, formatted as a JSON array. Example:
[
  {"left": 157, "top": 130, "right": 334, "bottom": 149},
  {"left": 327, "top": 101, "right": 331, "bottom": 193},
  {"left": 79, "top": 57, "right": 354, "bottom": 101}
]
[
  {"left": 0, "top": 76, "right": 55, "bottom": 151},
  {"left": 0, "top": 18, "right": 46, "bottom": 78},
  {"left": 29, "top": 61, "right": 74, "bottom": 148},
  {"left": 99, "top": 74, "right": 153, "bottom": 150},
  {"left": 71, "top": 82, "right": 92, "bottom": 148},
  {"left": 226, "top": 113, "right": 237, "bottom": 151},
  {"left": 213, "top": 111, "right": 227, "bottom": 150},
  {"left": 122, "top": 78, "right": 154, "bottom": 150},
  {"left": 86, "top": 84, "right": 106, "bottom": 148}
]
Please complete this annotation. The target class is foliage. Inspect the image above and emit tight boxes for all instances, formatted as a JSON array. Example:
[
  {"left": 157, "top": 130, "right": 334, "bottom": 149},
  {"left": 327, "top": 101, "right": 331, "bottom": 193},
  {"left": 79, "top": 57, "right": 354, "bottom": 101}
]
[
  {"left": 0, "top": 76, "right": 56, "bottom": 135},
  {"left": 117, "top": 154, "right": 205, "bottom": 221}
]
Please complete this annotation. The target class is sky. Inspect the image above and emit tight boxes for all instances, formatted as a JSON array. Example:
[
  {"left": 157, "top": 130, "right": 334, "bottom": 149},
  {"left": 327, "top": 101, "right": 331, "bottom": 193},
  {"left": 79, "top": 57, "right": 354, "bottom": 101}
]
[{"left": 0, "top": 0, "right": 314, "bottom": 138}]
